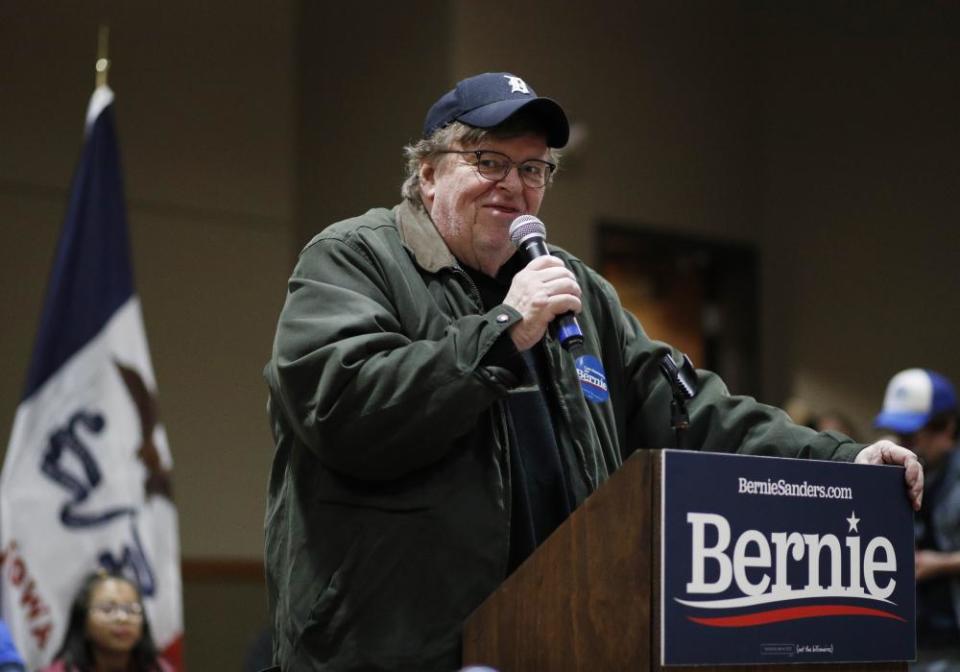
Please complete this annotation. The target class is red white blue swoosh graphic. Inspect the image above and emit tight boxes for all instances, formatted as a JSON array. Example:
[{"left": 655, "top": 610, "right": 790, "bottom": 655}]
[
  {"left": 688, "top": 604, "right": 905, "bottom": 627},
  {"left": 676, "top": 589, "right": 904, "bottom": 626}
]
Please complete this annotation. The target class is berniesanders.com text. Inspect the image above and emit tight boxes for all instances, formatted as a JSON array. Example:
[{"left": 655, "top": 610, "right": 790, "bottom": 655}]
[{"left": 737, "top": 477, "right": 853, "bottom": 500}]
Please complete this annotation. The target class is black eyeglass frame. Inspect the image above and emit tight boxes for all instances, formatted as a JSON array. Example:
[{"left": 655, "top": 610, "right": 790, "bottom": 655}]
[{"left": 435, "top": 149, "right": 557, "bottom": 189}]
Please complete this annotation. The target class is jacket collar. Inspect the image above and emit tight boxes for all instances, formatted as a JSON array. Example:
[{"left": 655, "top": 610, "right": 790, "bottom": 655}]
[{"left": 395, "top": 199, "right": 458, "bottom": 273}]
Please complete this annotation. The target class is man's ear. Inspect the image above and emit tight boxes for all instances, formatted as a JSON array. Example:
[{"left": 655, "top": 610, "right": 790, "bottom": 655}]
[{"left": 419, "top": 160, "right": 437, "bottom": 203}]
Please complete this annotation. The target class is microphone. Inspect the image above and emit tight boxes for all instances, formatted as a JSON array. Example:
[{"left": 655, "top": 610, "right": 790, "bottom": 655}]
[{"left": 509, "top": 214, "right": 584, "bottom": 352}]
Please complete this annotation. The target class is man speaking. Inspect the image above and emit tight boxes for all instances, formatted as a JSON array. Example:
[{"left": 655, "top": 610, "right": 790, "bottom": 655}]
[{"left": 263, "top": 72, "right": 922, "bottom": 671}]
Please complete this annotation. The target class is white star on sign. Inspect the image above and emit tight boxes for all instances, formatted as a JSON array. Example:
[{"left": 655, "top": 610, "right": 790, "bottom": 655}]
[{"left": 847, "top": 511, "right": 860, "bottom": 533}]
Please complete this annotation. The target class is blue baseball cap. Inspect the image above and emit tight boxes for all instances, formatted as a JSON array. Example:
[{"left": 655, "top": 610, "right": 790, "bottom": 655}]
[
  {"left": 423, "top": 72, "right": 569, "bottom": 148},
  {"left": 874, "top": 368, "right": 958, "bottom": 434}
]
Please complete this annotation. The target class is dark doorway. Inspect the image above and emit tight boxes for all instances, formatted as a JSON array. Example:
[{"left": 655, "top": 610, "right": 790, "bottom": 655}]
[{"left": 597, "top": 223, "right": 760, "bottom": 397}]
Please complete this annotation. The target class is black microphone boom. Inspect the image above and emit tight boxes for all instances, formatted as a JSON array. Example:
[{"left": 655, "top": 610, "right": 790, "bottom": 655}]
[{"left": 509, "top": 215, "right": 585, "bottom": 352}]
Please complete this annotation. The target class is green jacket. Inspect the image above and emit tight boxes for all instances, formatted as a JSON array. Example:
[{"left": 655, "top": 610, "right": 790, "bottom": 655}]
[{"left": 264, "top": 201, "right": 860, "bottom": 671}]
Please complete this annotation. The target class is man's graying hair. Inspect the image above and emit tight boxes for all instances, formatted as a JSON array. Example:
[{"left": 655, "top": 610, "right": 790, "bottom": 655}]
[{"left": 401, "top": 112, "right": 560, "bottom": 208}]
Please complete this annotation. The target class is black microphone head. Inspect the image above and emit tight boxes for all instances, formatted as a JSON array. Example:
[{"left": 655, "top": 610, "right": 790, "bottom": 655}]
[{"left": 509, "top": 214, "right": 546, "bottom": 246}]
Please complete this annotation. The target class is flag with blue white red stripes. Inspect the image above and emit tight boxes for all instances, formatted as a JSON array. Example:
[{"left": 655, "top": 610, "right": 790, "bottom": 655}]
[{"left": 0, "top": 85, "right": 184, "bottom": 670}]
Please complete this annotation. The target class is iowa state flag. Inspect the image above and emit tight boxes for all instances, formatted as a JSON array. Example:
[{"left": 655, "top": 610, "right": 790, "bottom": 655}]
[{"left": 0, "top": 86, "right": 184, "bottom": 669}]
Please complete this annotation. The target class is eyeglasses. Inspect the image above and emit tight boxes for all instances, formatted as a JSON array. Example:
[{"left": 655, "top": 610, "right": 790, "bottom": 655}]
[
  {"left": 90, "top": 601, "right": 144, "bottom": 621},
  {"left": 437, "top": 149, "right": 556, "bottom": 189}
]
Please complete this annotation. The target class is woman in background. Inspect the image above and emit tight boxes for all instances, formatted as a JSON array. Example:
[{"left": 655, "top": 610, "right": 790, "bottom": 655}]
[{"left": 41, "top": 571, "right": 172, "bottom": 672}]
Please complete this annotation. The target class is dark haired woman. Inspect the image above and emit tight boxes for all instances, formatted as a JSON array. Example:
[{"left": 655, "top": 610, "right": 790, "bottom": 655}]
[{"left": 41, "top": 572, "right": 172, "bottom": 672}]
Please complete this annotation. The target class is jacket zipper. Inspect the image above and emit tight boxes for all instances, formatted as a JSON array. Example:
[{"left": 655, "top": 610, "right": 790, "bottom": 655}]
[
  {"left": 450, "top": 264, "right": 513, "bottom": 575},
  {"left": 545, "top": 345, "right": 599, "bottom": 492}
]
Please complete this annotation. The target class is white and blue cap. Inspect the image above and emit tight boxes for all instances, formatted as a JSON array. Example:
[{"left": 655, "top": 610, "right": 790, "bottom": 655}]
[
  {"left": 423, "top": 72, "right": 569, "bottom": 148},
  {"left": 874, "top": 368, "right": 958, "bottom": 434}
]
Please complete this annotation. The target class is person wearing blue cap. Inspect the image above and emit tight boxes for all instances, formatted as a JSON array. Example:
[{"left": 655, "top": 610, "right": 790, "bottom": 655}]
[
  {"left": 264, "top": 72, "right": 924, "bottom": 671},
  {"left": 875, "top": 368, "right": 960, "bottom": 671}
]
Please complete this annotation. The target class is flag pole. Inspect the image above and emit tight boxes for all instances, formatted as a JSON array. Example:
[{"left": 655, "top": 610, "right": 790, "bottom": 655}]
[{"left": 95, "top": 25, "right": 110, "bottom": 88}]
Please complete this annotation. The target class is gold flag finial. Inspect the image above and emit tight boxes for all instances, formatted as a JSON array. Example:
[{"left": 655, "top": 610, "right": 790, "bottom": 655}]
[{"left": 95, "top": 25, "right": 110, "bottom": 88}]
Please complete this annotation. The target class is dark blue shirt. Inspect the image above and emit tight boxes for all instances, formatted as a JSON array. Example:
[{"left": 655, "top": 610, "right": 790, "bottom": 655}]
[
  {"left": 465, "top": 262, "right": 576, "bottom": 573},
  {"left": 915, "top": 459, "right": 960, "bottom": 646}
]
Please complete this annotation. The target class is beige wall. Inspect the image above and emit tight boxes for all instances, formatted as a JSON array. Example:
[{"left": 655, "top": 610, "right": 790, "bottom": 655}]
[
  {"left": 754, "top": 6, "right": 960, "bottom": 432},
  {"left": 295, "top": 0, "right": 453, "bottom": 248},
  {"left": 2, "top": 1, "right": 959, "bottom": 667},
  {"left": 450, "top": 2, "right": 758, "bottom": 258}
]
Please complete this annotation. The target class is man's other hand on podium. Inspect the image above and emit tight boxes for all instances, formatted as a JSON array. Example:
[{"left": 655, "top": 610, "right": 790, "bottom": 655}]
[{"left": 854, "top": 439, "right": 924, "bottom": 511}]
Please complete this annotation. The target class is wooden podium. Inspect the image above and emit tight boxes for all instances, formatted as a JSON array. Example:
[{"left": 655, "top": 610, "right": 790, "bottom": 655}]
[{"left": 461, "top": 450, "right": 906, "bottom": 672}]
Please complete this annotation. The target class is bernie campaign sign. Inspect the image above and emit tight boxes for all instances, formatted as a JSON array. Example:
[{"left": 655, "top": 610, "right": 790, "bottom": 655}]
[{"left": 661, "top": 449, "right": 915, "bottom": 665}]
